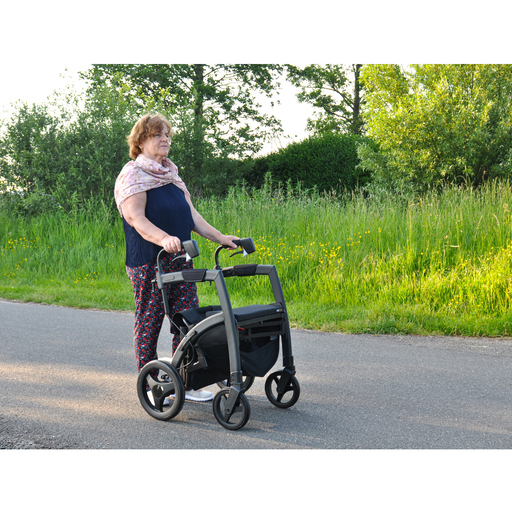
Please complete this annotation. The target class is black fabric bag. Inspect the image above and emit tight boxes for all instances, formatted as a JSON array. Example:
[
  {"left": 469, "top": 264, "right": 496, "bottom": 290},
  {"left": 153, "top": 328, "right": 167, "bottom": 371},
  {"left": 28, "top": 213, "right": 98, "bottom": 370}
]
[
  {"left": 173, "top": 305, "right": 282, "bottom": 389},
  {"left": 196, "top": 324, "right": 280, "bottom": 378}
]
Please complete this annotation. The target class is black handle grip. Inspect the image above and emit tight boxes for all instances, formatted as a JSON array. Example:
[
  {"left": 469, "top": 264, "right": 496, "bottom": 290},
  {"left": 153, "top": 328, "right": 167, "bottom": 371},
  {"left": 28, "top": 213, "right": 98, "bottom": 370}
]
[
  {"left": 231, "top": 237, "right": 256, "bottom": 254},
  {"left": 157, "top": 239, "right": 200, "bottom": 274}
]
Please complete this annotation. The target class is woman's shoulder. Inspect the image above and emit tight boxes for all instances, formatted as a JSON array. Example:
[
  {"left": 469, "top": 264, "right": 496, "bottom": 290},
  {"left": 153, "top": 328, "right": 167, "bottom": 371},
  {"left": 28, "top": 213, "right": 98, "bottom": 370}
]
[
  {"left": 121, "top": 158, "right": 139, "bottom": 171},
  {"left": 117, "top": 159, "right": 141, "bottom": 178}
]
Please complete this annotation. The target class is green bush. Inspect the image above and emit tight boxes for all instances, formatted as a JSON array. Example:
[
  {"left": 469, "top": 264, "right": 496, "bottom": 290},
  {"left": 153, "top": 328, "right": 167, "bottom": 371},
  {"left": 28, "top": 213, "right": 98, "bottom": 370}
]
[
  {"left": 244, "top": 133, "right": 375, "bottom": 192},
  {"left": 0, "top": 86, "right": 267, "bottom": 212},
  {"left": 360, "top": 64, "right": 512, "bottom": 191},
  {"left": 0, "top": 86, "right": 139, "bottom": 215}
]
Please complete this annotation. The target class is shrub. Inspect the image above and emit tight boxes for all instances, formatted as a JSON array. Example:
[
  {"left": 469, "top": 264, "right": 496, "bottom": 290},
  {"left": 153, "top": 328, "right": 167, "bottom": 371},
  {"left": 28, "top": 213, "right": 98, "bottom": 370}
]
[
  {"left": 0, "top": 86, "right": 139, "bottom": 215},
  {"left": 244, "top": 133, "right": 375, "bottom": 192},
  {"left": 360, "top": 64, "right": 512, "bottom": 191}
]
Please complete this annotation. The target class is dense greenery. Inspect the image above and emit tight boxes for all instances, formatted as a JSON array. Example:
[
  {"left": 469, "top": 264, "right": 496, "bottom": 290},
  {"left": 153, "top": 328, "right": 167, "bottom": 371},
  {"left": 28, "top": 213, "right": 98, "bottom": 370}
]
[
  {"left": 81, "top": 65, "right": 284, "bottom": 193},
  {"left": 0, "top": 85, "right": 139, "bottom": 215},
  {"left": 359, "top": 64, "right": 512, "bottom": 192},
  {"left": 3, "top": 64, "right": 512, "bottom": 216},
  {"left": 2, "top": 64, "right": 512, "bottom": 338},
  {"left": 244, "top": 133, "right": 374, "bottom": 192},
  {"left": 2, "top": 180, "right": 512, "bottom": 336},
  {"left": 287, "top": 64, "right": 365, "bottom": 135}
]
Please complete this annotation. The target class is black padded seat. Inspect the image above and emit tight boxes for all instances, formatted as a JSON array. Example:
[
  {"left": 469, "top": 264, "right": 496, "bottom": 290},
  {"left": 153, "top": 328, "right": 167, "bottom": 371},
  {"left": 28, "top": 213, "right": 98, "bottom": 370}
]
[
  {"left": 232, "top": 303, "right": 284, "bottom": 323},
  {"left": 175, "top": 305, "right": 221, "bottom": 327},
  {"left": 175, "top": 303, "right": 283, "bottom": 329}
]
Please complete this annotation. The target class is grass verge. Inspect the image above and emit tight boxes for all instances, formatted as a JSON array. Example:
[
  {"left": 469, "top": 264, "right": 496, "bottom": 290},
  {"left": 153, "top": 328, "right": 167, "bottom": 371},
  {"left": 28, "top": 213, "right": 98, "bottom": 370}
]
[{"left": 2, "top": 179, "right": 512, "bottom": 337}]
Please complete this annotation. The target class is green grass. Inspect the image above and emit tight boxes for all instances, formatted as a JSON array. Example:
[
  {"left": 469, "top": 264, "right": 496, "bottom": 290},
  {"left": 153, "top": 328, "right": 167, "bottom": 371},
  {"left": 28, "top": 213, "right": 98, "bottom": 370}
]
[{"left": 2, "top": 179, "right": 512, "bottom": 337}]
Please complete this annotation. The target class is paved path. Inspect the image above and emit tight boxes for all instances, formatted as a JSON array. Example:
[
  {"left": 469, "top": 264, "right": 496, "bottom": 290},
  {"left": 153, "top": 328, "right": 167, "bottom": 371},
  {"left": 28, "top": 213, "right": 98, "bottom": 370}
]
[{"left": 1, "top": 299, "right": 512, "bottom": 449}]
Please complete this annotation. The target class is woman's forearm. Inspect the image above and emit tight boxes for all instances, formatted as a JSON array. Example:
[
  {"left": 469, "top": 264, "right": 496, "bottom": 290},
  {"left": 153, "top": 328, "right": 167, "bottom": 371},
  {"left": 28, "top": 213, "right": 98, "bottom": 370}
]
[{"left": 131, "top": 215, "right": 169, "bottom": 246}]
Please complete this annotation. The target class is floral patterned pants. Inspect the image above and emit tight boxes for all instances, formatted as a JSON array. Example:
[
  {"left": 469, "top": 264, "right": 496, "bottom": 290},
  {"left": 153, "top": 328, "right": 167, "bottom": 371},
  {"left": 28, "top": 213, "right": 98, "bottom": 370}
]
[{"left": 126, "top": 253, "right": 199, "bottom": 372}]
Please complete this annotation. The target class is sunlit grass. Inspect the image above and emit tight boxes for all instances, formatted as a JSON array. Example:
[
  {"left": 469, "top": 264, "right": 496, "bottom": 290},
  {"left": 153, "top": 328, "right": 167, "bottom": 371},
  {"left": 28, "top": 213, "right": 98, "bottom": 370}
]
[
  {"left": 2, "top": 178, "right": 512, "bottom": 336},
  {"left": 0, "top": 203, "right": 132, "bottom": 310}
]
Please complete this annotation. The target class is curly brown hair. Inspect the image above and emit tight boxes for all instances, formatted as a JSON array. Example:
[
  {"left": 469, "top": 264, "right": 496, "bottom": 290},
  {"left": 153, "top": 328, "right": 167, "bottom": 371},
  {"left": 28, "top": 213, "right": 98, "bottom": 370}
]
[{"left": 127, "top": 114, "right": 175, "bottom": 159}]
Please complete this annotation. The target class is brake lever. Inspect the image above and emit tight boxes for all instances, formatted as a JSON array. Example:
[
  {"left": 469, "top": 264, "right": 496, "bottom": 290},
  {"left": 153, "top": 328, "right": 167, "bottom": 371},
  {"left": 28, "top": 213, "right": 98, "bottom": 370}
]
[
  {"left": 172, "top": 252, "right": 192, "bottom": 263},
  {"left": 229, "top": 249, "right": 248, "bottom": 258}
]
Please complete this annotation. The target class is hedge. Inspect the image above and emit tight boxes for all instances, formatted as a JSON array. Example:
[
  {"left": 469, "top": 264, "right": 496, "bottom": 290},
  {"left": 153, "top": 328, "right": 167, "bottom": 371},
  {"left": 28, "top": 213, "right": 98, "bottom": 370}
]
[{"left": 244, "top": 133, "right": 376, "bottom": 192}]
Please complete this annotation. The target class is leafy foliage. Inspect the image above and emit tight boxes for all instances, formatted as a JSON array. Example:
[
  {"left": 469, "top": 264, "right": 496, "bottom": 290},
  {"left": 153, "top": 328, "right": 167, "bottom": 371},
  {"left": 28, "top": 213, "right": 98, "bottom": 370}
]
[
  {"left": 0, "top": 75, "right": 271, "bottom": 217},
  {"left": 0, "top": 84, "right": 140, "bottom": 215},
  {"left": 81, "top": 65, "right": 284, "bottom": 193},
  {"left": 286, "top": 64, "right": 365, "bottom": 135},
  {"left": 359, "top": 64, "right": 512, "bottom": 191},
  {"left": 244, "top": 133, "right": 374, "bottom": 192}
]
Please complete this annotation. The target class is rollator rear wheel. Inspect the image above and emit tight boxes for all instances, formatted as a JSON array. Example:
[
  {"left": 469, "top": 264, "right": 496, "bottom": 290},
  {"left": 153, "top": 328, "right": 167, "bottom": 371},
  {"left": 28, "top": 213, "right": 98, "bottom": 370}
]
[
  {"left": 264, "top": 371, "right": 300, "bottom": 409},
  {"left": 212, "top": 389, "right": 251, "bottom": 430},
  {"left": 216, "top": 375, "right": 255, "bottom": 392},
  {"left": 137, "top": 360, "right": 185, "bottom": 421}
]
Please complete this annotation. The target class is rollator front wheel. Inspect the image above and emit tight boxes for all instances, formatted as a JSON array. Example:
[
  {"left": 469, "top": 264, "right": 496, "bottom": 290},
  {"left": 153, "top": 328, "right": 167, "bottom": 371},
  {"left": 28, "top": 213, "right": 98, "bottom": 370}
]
[
  {"left": 264, "top": 370, "right": 300, "bottom": 409},
  {"left": 137, "top": 360, "right": 185, "bottom": 421},
  {"left": 212, "top": 389, "right": 251, "bottom": 430}
]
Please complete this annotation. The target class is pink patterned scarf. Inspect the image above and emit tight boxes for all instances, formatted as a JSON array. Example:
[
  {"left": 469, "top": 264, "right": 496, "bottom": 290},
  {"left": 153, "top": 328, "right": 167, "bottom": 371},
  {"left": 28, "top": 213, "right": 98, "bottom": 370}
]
[{"left": 114, "top": 154, "right": 190, "bottom": 216}]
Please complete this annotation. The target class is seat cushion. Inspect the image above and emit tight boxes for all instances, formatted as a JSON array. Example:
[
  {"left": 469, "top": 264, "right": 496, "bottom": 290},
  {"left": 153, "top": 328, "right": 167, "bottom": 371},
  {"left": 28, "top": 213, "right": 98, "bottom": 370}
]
[{"left": 232, "top": 303, "right": 284, "bottom": 323}]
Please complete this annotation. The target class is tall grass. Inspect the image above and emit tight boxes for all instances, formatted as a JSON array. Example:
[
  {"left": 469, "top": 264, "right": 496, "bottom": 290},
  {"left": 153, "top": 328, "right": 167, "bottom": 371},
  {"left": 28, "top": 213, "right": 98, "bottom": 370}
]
[
  {"left": 0, "top": 201, "right": 130, "bottom": 310},
  {"left": 2, "top": 179, "right": 512, "bottom": 337}
]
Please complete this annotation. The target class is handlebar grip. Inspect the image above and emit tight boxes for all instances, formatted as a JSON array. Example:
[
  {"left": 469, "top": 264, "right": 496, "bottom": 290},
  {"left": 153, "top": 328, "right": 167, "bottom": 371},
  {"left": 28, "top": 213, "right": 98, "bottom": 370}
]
[
  {"left": 232, "top": 237, "right": 256, "bottom": 254},
  {"left": 157, "top": 239, "right": 199, "bottom": 273}
]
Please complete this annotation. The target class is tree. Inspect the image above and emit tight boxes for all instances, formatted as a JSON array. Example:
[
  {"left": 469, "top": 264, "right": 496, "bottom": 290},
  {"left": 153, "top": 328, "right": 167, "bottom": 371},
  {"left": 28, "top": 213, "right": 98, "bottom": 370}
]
[
  {"left": 286, "top": 64, "right": 365, "bottom": 135},
  {"left": 359, "top": 64, "right": 512, "bottom": 191},
  {"left": 0, "top": 82, "right": 140, "bottom": 215},
  {"left": 81, "top": 65, "right": 284, "bottom": 193}
]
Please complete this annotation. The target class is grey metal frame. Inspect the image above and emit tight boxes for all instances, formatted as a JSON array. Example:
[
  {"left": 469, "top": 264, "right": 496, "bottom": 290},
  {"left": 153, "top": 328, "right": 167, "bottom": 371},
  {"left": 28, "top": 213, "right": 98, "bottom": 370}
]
[{"left": 154, "top": 243, "right": 296, "bottom": 413}]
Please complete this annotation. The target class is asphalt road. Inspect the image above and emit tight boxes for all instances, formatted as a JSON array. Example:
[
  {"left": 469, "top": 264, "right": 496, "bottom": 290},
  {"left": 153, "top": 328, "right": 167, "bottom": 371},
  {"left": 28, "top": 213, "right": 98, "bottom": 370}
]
[{"left": 1, "top": 299, "right": 512, "bottom": 449}]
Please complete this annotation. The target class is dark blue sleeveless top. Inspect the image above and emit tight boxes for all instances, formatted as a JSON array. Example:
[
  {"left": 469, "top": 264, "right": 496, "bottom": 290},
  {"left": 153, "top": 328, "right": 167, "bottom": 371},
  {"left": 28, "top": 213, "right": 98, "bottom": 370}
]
[{"left": 122, "top": 183, "right": 195, "bottom": 267}]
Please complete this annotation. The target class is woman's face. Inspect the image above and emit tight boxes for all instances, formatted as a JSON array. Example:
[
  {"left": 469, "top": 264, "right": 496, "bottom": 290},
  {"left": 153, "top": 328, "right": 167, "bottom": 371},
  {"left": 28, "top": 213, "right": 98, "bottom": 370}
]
[{"left": 141, "top": 125, "right": 170, "bottom": 163}]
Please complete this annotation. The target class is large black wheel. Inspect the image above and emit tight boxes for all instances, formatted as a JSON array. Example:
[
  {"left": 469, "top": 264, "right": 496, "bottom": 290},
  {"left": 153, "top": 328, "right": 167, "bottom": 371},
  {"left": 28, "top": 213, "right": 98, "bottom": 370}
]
[
  {"left": 212, "top": 389, "right": 251, "bottom": 430},
  {"left": 216, "top": 375, "right": 255, "bottom": 392},
  {"left": 264, "top": 371, "right": 300, "bottom": 409},
  {"left": 137, "top": 359, "right": 185, "bottom": 421}
]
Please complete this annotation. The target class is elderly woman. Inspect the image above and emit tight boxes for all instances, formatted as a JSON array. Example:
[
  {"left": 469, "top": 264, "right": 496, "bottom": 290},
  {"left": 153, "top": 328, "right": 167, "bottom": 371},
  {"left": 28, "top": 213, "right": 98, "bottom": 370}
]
[{"left": 115, "top": 113, "right": 238, "bottom": 402}]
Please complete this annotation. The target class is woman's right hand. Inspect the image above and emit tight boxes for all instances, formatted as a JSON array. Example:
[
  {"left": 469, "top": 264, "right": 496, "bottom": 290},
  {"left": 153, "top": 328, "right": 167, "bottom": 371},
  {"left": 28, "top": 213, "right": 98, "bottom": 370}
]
[{"left": 161, "top": 235, "right": 182, "bottom": 254}]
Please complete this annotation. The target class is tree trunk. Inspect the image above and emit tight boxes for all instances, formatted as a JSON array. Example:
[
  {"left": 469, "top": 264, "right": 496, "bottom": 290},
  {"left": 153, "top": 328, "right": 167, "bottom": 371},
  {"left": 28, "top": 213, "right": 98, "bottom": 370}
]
[
  {"left": 191, "top": 64, "right": 205, "bottom": 190},
  {"left": 352, "top": 64, "right": 363, "bottom": 135}
]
